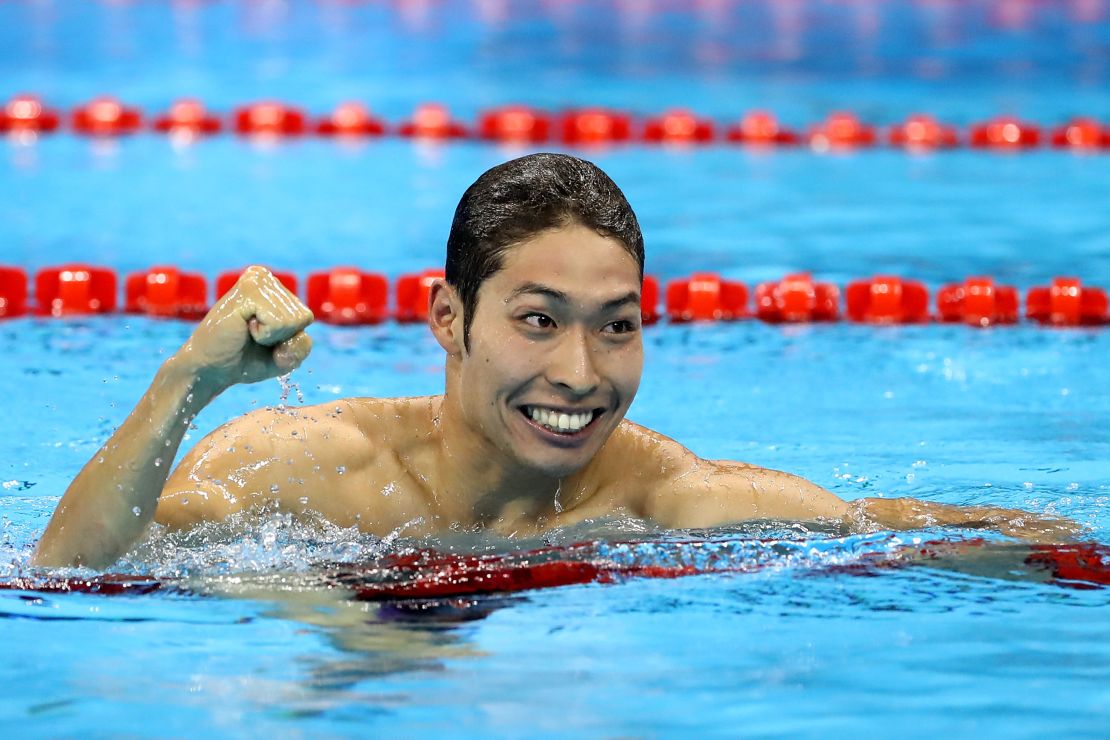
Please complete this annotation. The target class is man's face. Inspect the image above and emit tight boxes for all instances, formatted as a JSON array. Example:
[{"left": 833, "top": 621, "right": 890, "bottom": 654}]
[{"left": 457, "top": 222, "right": 644, "bottom": 478}]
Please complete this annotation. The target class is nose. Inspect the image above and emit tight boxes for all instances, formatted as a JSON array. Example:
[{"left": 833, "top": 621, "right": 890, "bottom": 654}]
[{"left": 547, "top": 326, "right": 601, "bottom": 396}]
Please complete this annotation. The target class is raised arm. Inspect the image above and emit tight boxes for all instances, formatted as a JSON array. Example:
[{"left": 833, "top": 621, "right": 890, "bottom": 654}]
[{"left": 32, "top": 267, "right": 314, "bottom": 569}]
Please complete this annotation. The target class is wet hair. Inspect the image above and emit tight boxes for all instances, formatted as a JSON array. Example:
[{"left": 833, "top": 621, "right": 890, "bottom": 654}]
[{"left": 445, "top": 152, "right": 644, "bottom": 349}]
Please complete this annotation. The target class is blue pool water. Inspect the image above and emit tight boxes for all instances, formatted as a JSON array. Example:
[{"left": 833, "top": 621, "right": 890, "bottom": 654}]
[{"left": 3, "top": 0, "right": 1110, "bottom": 736}]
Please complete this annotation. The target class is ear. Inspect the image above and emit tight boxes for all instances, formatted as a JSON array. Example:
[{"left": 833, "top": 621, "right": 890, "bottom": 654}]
[{"left": 428, "top": 279, "right": 465, "bottom": 356}]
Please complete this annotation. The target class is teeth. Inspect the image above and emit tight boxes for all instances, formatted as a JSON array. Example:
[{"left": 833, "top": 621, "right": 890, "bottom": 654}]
[{"left": 527, "top": 406, "right": 594, "bottom": 433}]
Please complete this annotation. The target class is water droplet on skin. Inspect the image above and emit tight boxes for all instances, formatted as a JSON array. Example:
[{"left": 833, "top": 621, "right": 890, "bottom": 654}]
[
  {"left": 154, "top": 458, "right": 163, "bottom": 467},
  {"left": 270, "top": 484, "right": 280, "bottom": 493},
  {"left": 132, "top": 506, "right": 141, "bottom": 516},
  {"left": 299, "top": 496, "right": 309, "bottom": 505},
  {"left": 97, "top": 456, "right": 104, "bottom": 463},
  {"left": 336, "top": 466, "right": 346, "bottom": 475}
]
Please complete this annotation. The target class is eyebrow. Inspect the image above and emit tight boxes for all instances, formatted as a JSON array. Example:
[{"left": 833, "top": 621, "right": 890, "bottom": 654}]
[{"left": 507, "top": 282, "right": 640, "bottom": 311}]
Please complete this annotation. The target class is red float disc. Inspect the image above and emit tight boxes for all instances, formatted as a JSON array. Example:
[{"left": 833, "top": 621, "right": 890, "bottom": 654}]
[
  {"left": 725, "top": 110, "right": 799, "bottom": 145},
  {"left": 397, "top": 104, "right": 468, "bottom": 139},
  {"left": 152, "top": 99, "right": 223, "bottom": 136},
  {"left": 0, "top": 94, "right": 60, "bottom": 133},
  {"left": 477, "top": 105, "right": 551, "bottom": 143},
  {"left": 306, "top": 268, "right": 390, "bottom": 324},
  {"left": 233, "top": 102, "right": 308, "bottom": 136},
  {"left": 808, "top": 111, "right": 877, "bottom": 150},
  {"left": 0, "top": 266, "right": 29, "bottom": 318},
  {"left": 642, "top": 109, "right": 715, "bottom": 144},
  {"left": 71, "top": 97, "right": 143, "bottom": 136},
  {"left": 316, "top": 102, "right": 387, "bottom": 137},
  {"left": 34, "top": 265, "right": 119, "bottom": 317}
]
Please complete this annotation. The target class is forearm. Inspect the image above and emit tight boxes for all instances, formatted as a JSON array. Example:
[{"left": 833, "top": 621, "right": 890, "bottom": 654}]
[
  {"left": 848, "top": 496, "right": 1080, "bottom": 542},
  {"left": 33, "top": 354, "right": 217, "bottom": 568}
]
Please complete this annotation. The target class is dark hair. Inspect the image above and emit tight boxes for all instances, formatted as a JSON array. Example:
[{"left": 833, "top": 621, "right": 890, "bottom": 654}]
[{"left": 445, "top": 153, "right": 644, "bottom": 349}]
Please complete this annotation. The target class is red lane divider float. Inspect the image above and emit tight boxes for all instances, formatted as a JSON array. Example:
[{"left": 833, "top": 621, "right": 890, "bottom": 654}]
[
  {"left": 72, "top": 97, "right": 142, "bottom": 136},
  {"left": 1026, "top": 277, "right": 1109, "bottom": 326},
  {"left": 889, "top": 114, "right": 959, "bottom": 150},
  {"left": 756, "top": 272, "right": 840, "bottom": 323},
  {"left": 479, "top": 105, "right": 551, "bottom": 144},
  {"left": 643, "top": 109, "right": 715, "bottom": 144},
  {"left": 316, "top": 102, "right": 386, "bottom": 137},
  {"left": 0, "top": 94, "right": 60, "bottom": 134},
  {"left": 726, "top": 110, "right": 799, "bottom": 146},
  {"left": 937, "top": 276, "right": 1019, "bottom": 327},
  {"left": 0, "top": 266, "right": 29, "bottom": 318},
  {"left": 125, "top": 267, "right": 209, "bottom": 320},
  {"left": 34, "top": 264, "right": 118, "bottom": 316},
  {"left": 1051, "top": 117, "right": 1110, "bottom": 150},
  {"left": 6, "top": 94, "right": 1110, "bottom": 151},
  {"left": 808, "top": 111, "right": 877, "bottom": 151},
  {"left": 153, "top": 99, "right": 223, "bottom": 137},
  {"left": 846, "top": 275, "right": 930, "bottom": 324},
  {"left": 3, "top": 539, "right": 1108, "bottom": 600},
  {"left": 395, "top": 268, "right": 445, "bottom": 322},
  {"left": 398, "top": 104, "right": 468, "bottom": 140},
  {"left": 3, "top": 264, "right": 1110, "bottom": 328},
  {"left": 666, "top": 273, "right": 748, "bottom": 321},
  {"left": 560, "top": 108, "right": 633, "bottom": 145},
  {"left": 307, "top": 267, "right": 389, "bottom": 325},
  {"left": 234, "top": 102, "right": 308, "bottom": 137},
  {"left": 641, "top": 275, "right": 661, "bottom": 325},
  {"left": 970, "top": 116, "right": 1041, "bottom": 149}
]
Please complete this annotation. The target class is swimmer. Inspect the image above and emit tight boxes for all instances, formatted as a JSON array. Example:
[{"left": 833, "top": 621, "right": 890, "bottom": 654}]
[{"left": 33, "top": 153, "right": 1078, "bottom": 569}]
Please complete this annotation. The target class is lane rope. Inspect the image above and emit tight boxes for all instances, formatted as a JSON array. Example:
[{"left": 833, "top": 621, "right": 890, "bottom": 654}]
[
  {"left": 3, "top": 539, "right": 1108, "bottom": 598},
  {"left": 2, "top": 95, "right": 1109, "bottom": 151},
  {"left": 2, "top": 265, "right": 1107, "bottom": 327}
]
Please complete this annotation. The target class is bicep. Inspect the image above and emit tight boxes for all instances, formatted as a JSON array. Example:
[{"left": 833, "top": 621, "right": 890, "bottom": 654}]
[{"left": 647, "top": 457, "right": 849, "bottom": 529}]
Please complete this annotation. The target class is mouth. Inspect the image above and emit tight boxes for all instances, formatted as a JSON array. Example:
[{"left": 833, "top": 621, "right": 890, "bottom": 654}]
[{"left": 518, "top": 404, "right": 606, "bottom": 441}]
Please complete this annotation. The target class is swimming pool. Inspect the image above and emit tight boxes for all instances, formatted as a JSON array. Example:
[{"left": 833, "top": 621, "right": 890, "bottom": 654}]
[{"left": 3, "top": 0, "right": 1110, "bottom": 736}]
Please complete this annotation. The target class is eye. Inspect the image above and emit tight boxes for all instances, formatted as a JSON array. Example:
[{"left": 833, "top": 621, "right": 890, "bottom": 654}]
[
  {"left": 603, "top": 319, "right": 639, "bottom": 335},
  {"left": 522, "top": 313, "right": 556, "bottom": 329}
]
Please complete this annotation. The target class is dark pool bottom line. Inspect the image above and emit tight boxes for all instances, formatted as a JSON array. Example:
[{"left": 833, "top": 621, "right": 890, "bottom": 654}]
[
  {"left": 2, "top": 267, "right": 1108, "bottom": 328},
  {"left": 4, "top": 539, "right": 1109, "bottom": 602}
]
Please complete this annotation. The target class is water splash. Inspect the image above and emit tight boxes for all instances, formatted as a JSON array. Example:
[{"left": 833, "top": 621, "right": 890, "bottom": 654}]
[{"left": 276, "top": 373, "right": 305, "bottom": 409}]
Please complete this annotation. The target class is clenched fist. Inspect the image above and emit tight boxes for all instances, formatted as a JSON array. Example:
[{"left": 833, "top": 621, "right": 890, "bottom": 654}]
[{"left": 175, "top": 266, "right": 314, "bottom": 394}]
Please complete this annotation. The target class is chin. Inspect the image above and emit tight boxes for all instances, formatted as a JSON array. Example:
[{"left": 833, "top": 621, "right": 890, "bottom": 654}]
[{"left": 517, "top": 451, "right": 592, "bottom": 479}]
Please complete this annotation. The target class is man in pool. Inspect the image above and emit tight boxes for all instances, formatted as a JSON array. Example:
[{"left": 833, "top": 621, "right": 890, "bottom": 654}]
[{"left": 33, "top": 153, "right": 1075, "bottom": 569}]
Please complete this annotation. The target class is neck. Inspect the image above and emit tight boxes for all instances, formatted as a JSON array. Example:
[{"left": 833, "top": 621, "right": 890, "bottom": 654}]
[{"left": 431, "top": 380, "right": 584, "bottom": 528}]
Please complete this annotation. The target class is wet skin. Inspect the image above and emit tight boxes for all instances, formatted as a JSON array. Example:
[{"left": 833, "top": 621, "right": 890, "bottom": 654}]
[{"left": 33, "top": 225, "right": 1079, "bottom": 569}]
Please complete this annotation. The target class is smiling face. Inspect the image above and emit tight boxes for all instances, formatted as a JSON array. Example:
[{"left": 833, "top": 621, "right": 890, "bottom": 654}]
[{"left": 449, "top": 222, "right": 644, "bottom": 479}]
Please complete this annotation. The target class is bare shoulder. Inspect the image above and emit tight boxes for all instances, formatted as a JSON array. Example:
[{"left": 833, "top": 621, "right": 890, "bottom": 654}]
[
  {"left": 592, "top": 420, "right": 706, "bottom": 514},
  {"left": 599, "top": 420, "right": 846, "bottom": 528},
  {"left": 155, "top": 398, "right": 373, "bottom": 527}
]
